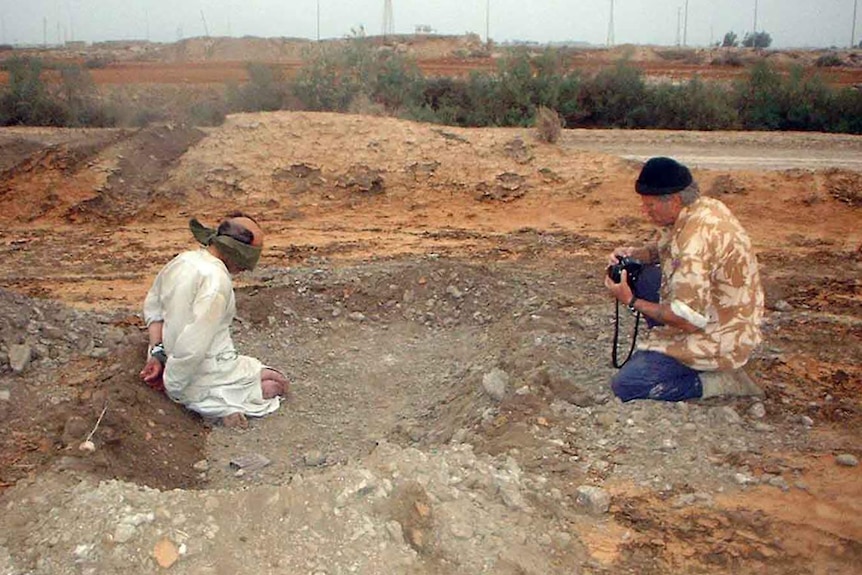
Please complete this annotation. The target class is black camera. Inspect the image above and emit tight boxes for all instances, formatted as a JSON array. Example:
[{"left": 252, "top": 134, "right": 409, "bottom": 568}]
[{"left": 607, "top": 256, "right": 643, "bottom": 288}]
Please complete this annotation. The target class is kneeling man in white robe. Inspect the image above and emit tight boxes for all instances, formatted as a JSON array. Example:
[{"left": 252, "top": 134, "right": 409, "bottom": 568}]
[{"left": 140, "top": 212, "right": 289, "bottom": 428}]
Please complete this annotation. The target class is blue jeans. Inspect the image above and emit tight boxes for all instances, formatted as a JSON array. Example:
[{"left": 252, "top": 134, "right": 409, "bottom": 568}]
[
  {"left": 611, "top": 350, "right": 703, "bottom": 402},
  {"left": 610, "top": 264, "right": 703, "bottom": 402}
]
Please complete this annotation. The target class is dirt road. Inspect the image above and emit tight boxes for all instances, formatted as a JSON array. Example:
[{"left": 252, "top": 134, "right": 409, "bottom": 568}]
[
  {"left": 561, "top": 129, "right": 862, "bottom": 171},
  {"left": 0, "top": 113, "right": 860, "bottom": 574}
]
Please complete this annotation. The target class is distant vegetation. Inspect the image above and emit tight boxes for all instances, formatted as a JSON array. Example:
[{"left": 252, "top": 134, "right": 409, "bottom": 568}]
[
  {"left": 1, "top": 44, "right": 860, "bottom": 135},
  {"left": 0, "top": 56, "right": 115, "bottom": 127}
]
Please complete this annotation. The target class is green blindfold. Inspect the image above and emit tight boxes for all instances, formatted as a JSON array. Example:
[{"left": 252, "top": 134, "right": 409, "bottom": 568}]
[{"left": 189, "top": 218, "right": 262, "bottom": 271}]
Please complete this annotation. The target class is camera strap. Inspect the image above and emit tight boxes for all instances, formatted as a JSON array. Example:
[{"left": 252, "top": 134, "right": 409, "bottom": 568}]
[{"left": 612, "top": 300, "right": 641, "bottom": 368}]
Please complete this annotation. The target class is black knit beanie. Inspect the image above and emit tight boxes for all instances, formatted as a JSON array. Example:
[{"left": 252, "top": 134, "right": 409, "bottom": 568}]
[{"left": 635, "top": 157, "right": 693, "bottom": 196}]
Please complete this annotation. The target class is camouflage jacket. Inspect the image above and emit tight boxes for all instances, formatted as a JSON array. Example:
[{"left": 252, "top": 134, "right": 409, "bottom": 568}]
[{"left": 641, "top": 197, "right": 764, "bottom": 371}]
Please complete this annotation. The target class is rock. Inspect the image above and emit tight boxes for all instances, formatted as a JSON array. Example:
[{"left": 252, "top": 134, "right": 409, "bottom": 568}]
[
  {"left": 192, "top": 460, "right": 210, "bottom": 472},
  {"left": 575, "top": 485, "right": 610, "bottom": 515},
  {"left": 482, "top": 368, "right": 509, "bottom": 401},
  {"left": 348, "top": 311, "right": 366, "bottom": 322},
  {"left": 445, "top": 285, "right": 464, "bottom": 299},
  {"left": 659, "top": 438, "right": 678, "bottom": 452},
  {"left": 799, "top": 415, "right": 814, "bottom": 427},
  {"left": 748, "top": 402, "right": 766, "bottom": 419},
  {"left": 450, "top": 522, "right": 474, "bottom": 539},
  {"left": 153, "top": 538, "right": 179, "bottom": 569},
  {"left": 596, "top": 412, "right": 617, "bottom": 428},
  {"left": 113, "top": 523, "right": 137, "bottom": 544},
  {"left": 720, "top": 406, "right": 742, "bottom": 425},
  {"left": 767, "top": 475, "right": 789, "bottom": 490},
  {"left": 734, "top": 472, "right": 757, "bottom": 486},
  {"left": 836, "top": 454, "right": 859, "bottom": 467},
  {"left": 8, "top": 344, "right": 33, "bottom": 373},
  {"left": 0, "top": 389, "right": 10, "bottom": 402},
  {"left": 304, "top": 450, "right": 327, "bottom": 467},
  {"left": 772, "top": 299, "right": 793, "bottom": 312},
  {"left": 229, "top": 453, "right": 271, "bottom": 471}
]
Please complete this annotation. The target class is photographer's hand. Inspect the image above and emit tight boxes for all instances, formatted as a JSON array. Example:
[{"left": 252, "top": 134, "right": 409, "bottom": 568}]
[
  {"left": 604, "top": 269, "right": 634, "bottom": 305},
  {"left": 608, "top": 247, "right": 634, "bottom": 265}
]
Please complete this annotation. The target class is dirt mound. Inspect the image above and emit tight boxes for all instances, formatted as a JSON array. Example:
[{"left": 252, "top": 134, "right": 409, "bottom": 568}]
[
  {"left": 0, "top": 288, "right": 205, "bottom": 491},
  {"left": 0, "top": 125, "right": 205, "bottom": 224}
]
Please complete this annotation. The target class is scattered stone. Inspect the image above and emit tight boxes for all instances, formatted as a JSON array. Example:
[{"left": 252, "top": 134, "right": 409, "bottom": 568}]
[
  {"left": 596, "top": 412, "right": 617, "bottom": 428},
  {"left": 0, "top": 389, "right": 10, "bottom": 402},
  {"left": 767, "top": 475, "right": 790, "bottom": 491},
  {"left": 229, "top": 453, "right": 271, "bottom": 471},
  {"left": 153, "top": 538, "right": 179, "bottom": 569},
  {"left": 772, "top": 300, "right": 793, "bottom": 312},
  {"left": 575, "top": 485, "right": 610, "bottom": 515},
  {"left": 348, "top": 312, "right": 366, "bottom": 322},
  {"left": 450, "top": 522, "right": 474, "bottom": 539},
  {"left": 659, "top": 439, "right": 678, "bottom": 452},
  {"left": 748, "top": 402, "right": 766, "bottom": 419},
  {"left": 836, "top": 454, "right": 859, "bottom": 467},
  {"left": 113, "top": 523, "right": 137, "bottom": 544},
  {"left": 799, "top": 415, "right": 814, "bottom": 427},
  {"left": 720, "top": 406, "right": 742, "bottom": 425},
  {"left": 734, "top": 472, "right": 757, "bottom": 486},
  {"left": 304, "top": 450, "right": 327, "bottom": 467},
  {"left": 481, "top": 368, "right": 509, "bottom": 402},
  {"left": 445, "top": 285, "right": 464, "bottom": 299},
  {"left": 8, "top": 344, "right": 32, "bottom": 373},
  {"left": 192, "top": 459, "right": 210, "bottom": 472}
]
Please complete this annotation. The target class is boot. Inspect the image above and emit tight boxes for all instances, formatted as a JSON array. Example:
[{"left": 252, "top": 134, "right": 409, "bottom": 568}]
[{"left": 700, "top": 369, "right": 764, "bottom": 399}]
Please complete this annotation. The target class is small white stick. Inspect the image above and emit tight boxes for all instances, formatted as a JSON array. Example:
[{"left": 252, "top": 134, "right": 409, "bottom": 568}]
[{"left": 84, "top": 403, "right": 109, "bottom": 443}]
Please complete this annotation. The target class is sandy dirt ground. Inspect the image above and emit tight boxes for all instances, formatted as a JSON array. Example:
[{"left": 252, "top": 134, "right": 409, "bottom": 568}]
[{"left": 0, "top": 109, "right": 860, "bottom": 574}]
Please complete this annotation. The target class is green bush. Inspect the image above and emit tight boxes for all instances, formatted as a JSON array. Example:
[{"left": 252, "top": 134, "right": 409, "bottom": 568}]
[
  {"left": 226, "top": 62, "right": 287, "bottom": 112},
  {"left": 0, "top": 56, "right": 117, "bottom": 127},
  {"left": 742, "top": 31, "right": 773, "bottom": 48},
  {"left": 650, "top": 76, "right": 737, "bottom": 130},
  {"left": 576, "top": 61, "right": 650, "bottom": 127},
  {"left": 814, "top": 53, "right": 843, "bottom": 67},
  {"left": 0, "top": 57, "right": 68, "bottom": 126},
  {"left": 734, "top": 62, "right": 783, "bottom": 129}
]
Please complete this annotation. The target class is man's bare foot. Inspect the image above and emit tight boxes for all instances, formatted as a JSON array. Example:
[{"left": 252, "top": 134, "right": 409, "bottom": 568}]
[
  {"left": 222, "top": 412, "right": 248, "bottom": 429},
  {"left": 261, "top": 378, "right": 288, "bottom": 399}
]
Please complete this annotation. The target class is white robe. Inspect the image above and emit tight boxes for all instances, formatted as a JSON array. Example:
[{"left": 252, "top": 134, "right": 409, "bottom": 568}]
[{"left": 143, "top": 249, "right": 280, "bottom": 418}]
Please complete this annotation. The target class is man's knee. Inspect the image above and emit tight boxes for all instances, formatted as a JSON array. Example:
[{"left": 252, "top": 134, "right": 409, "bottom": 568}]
[{"left": 610, "top": 351, "right": 701, "bottom": 402}]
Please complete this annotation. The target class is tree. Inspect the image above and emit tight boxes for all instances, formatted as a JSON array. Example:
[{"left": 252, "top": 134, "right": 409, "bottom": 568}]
[
  {"left": 722, "top": 31, "right": 739, "bottom": 48},
  {"left": 742, "top": 31, "right": 772, "bottom": 49}
]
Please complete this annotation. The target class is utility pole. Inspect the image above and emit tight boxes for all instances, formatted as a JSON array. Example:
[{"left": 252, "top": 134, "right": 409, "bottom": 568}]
[
  {"left": 383, "top": 0, "right": 394, "bottom": 38},
  {"left": 486, "top": 0, "right": 490, "bottom": 44},
  {"left": 607, "top": 0, "right": 615, "bottom": 46},
  {"left": 753, "top": 0, "right": 758, "bottom": 34},
  {"left": 683, "top": 0, "right": 689, "bottom": 46},
  {"left": 852, "top": 0, "right": 858, "bottom": 48},
  {"left": 200, "top": 10, "right": 210, "bottom": 38}
]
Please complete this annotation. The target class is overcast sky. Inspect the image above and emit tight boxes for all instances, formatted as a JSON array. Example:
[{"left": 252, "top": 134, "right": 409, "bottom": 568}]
[{"left": 1, "top": 1, "right": 859, "bottom": 49}]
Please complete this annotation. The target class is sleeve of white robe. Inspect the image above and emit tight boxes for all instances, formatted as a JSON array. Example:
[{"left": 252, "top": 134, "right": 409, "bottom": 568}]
[
  {"left": 163, "top": 290, "right": 228, "bottom": 399},
  {"left": 142, "top": 272, "right": 164, "bottom": 325}
]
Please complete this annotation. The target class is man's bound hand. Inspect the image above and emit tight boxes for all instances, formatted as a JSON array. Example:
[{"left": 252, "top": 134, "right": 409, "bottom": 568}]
[{"left": 140, "top": 358, "right": 166, "bottom": 393}]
